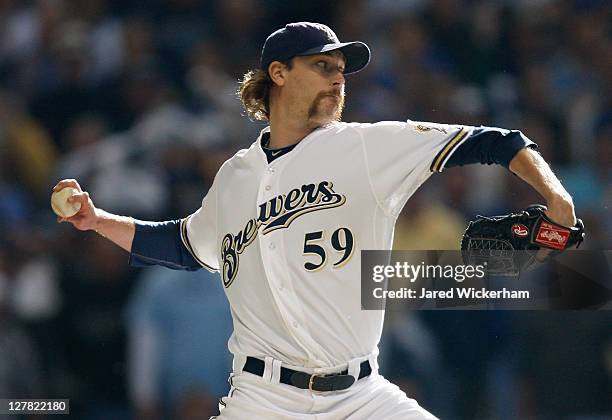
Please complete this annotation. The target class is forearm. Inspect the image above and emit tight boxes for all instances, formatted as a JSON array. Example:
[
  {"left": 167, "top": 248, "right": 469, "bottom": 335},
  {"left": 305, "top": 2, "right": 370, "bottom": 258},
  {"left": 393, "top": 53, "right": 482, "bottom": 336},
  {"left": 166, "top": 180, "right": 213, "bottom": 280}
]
[
  {"left": 94, "top": 209, "right": 136, "bottom": 252},
  {"left": 94, "top": 214, "right": 202, "bottom": 270},
  {"left": 509, "top": 148, "right": 576, "bottom": 226},
  {"left": 509, "top": 148, "right": 570, "bottom": 201},
  {"left": 53, "top": 179, "right": 136, "bottom": 251}
]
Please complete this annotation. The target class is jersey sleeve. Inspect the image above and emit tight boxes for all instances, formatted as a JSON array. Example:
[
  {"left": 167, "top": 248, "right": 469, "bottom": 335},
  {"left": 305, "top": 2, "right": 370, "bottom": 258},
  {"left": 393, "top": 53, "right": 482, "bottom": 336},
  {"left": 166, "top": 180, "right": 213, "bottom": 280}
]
[
  {"left": 179, "top": 172, "right": 221, "bottom": 272},
  {"left": 445, "top": 126, "right": 537, "bottom": 169},
  {"left": 129, "top": 220, "right": 202, "bottom": 271},
  {"left": 356, "top": 120, "right": 471, "bottom": 216}
]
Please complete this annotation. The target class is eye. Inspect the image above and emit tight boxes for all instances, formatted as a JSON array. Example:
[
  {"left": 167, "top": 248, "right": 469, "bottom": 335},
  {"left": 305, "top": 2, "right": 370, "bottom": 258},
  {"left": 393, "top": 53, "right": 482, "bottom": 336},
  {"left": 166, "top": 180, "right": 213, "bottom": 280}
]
[{"left": 316, "top": 61, "right": 328, "bottom": 69}]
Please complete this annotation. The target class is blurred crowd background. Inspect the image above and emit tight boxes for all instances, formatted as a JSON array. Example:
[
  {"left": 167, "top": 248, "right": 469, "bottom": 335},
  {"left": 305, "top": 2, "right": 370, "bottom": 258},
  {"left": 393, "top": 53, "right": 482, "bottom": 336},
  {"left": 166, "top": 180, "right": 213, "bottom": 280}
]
[{"left": 0, "top": 0, "right": 610, "bottom": 419}]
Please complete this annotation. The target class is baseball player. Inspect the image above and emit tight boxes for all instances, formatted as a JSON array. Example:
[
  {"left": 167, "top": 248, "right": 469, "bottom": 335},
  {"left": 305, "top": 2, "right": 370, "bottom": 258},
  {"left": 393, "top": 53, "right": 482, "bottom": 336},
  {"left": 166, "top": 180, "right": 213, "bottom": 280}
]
[{"left": 54, "top": 22, "right": 577, "bottom": 419}]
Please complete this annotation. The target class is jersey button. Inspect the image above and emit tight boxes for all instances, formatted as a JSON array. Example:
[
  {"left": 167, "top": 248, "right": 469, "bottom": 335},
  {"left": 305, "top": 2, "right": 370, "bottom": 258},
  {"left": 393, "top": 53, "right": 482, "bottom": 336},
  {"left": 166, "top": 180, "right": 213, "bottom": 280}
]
[
  {"left": 292, "top": 321, "right": 298, "bottom": 328},
  {"left": 268, "top": 167, "right": 275, "bottom": 173},
  {"left": 265, "top": 185, "right": 271, "bottom": 191},
  {"left": 269, "top": 243, "right": 275, "bottom": 250},
  {"left": 278, "top": 285, "right": 284, "bottom": 291}
]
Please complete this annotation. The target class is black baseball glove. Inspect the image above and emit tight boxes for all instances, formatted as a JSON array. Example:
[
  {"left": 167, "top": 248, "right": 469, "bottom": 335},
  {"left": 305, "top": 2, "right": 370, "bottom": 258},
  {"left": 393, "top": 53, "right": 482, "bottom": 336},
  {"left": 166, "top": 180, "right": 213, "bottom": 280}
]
[{"left": 461, "top": 205, "right": 585, "bottom": 276}]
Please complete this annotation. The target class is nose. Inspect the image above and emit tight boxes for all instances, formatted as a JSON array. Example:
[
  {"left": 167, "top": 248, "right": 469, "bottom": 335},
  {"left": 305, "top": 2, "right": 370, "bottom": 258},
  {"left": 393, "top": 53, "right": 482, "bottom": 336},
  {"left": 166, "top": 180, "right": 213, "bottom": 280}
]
[{"left": 331, "top": 70, "right": 345, "bottom": 87}]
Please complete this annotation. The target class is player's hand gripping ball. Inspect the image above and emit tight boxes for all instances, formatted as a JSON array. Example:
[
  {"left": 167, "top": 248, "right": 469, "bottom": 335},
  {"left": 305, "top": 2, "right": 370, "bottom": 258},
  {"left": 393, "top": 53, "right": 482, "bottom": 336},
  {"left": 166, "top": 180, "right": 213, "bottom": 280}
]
[{"left": 50, "top": 187, "right": 82, "bottom": 218}]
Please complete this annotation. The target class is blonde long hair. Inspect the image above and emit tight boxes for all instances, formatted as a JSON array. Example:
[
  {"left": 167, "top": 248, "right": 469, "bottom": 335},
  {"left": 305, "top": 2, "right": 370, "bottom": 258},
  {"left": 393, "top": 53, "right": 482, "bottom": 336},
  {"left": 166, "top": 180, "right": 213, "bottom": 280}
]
[{"left": 237, "top": 60, "right": 292, "bottom": 122}]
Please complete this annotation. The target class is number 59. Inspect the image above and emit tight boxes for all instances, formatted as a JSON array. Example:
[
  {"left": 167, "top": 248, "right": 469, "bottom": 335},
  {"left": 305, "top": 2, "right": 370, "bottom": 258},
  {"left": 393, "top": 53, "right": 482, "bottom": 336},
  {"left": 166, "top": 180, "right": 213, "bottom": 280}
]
[{"left": 302, "top": 227, "right": 355, "bottom": 271}]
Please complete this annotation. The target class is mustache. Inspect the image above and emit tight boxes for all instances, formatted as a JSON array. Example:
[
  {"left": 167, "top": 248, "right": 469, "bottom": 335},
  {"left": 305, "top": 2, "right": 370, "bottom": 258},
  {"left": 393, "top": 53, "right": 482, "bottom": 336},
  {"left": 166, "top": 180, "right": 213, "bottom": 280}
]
[
  {"left": 318, "top": 88, "right": 344, "bottom": 99},
  {"left": 307, "top": 88, "right": 346, "bottom": 121}
]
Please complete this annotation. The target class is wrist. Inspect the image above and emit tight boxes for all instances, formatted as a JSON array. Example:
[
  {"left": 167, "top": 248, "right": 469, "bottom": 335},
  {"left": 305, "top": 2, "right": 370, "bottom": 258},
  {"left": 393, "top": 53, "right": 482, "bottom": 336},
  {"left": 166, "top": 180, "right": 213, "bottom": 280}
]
[
  {"left": 93, "top": 208, "right": 107, "bottom": 233},
  {"left": 546, "top": 193, "right": 573, "bottom": 209},
  {"left": 545, "top": 194, "right": 576, "bottom": 227}
]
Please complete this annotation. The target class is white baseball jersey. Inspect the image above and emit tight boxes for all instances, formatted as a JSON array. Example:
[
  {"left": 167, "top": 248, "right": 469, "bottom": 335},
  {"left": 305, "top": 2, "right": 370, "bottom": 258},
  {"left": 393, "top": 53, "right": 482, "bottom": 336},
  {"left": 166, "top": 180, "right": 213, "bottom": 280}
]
[{"left": 180, "top": 120, "right": 471, "bottom": 370}]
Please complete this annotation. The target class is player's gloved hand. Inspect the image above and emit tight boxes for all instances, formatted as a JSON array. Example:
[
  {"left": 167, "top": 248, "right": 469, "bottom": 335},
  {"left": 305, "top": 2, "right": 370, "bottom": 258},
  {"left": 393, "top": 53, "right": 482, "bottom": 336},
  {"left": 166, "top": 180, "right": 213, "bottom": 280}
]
[
  {"left": 461, "top": 204, "right": 585, "bottom": 276},
  {"left": 52, "top": 179, "right": 100, "bottom": 231},
  {"left": 538, "top": 195, "right": 577, "bottom": 261}
]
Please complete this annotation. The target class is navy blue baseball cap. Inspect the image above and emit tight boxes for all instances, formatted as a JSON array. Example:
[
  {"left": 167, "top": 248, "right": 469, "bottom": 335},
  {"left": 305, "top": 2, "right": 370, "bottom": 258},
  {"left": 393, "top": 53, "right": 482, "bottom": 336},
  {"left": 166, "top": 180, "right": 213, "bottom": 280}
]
[{"left": 260, "top": 22, "right": 371, "bottom": 75}]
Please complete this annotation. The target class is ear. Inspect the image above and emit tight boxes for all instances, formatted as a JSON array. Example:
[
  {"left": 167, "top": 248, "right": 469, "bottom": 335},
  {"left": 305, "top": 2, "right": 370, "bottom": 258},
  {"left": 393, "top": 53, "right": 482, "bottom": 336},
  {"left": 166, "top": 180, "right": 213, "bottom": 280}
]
[{"left": 268, "top": 61, "right": 288, "bottom": 87}]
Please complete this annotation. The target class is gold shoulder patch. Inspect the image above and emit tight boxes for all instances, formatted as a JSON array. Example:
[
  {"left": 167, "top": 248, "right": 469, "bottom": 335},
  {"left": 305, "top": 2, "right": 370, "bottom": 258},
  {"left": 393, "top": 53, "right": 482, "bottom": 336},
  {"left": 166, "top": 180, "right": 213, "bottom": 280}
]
[{"left": 414, "top": 123, "right": 448, "bottom": 135}]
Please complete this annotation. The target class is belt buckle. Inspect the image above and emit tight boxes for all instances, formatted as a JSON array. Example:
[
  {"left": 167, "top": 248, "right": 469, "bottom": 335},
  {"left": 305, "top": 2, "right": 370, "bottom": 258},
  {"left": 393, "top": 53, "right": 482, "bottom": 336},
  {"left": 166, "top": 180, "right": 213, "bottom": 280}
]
[{"left": 308, "top": 373, "right": 325, "bottom": 392}]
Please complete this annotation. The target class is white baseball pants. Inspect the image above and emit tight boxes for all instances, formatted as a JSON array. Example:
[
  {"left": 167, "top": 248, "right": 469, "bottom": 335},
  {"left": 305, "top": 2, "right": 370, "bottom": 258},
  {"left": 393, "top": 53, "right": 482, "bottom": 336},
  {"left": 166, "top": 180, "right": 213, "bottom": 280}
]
[{"left": 210, "top": 357, "right": 438, "bottom": 419}]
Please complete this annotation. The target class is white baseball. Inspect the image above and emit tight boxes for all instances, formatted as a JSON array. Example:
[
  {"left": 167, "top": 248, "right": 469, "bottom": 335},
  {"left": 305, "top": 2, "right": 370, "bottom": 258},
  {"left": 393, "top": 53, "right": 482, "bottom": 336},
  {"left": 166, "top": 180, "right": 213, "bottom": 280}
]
[{"left": 51, "top": 187, "right": 82, "bottom": 218}]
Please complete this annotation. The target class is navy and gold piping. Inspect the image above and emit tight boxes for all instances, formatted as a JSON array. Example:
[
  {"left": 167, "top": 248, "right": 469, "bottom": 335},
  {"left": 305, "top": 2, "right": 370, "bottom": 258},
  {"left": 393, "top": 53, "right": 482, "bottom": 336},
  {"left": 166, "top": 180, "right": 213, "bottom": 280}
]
[
  {"left": 180, "top": 217, "right": 218, "bottom": 272},
  {"left": 430, "top": 128, "right": 469, "bottom": 173}
]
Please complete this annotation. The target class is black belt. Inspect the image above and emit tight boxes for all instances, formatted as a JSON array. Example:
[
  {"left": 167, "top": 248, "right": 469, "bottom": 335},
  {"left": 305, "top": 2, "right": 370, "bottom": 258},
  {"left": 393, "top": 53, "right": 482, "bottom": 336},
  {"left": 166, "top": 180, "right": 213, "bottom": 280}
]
[{"left": 242, "top": 356, "right": 372, "bottom": 392}]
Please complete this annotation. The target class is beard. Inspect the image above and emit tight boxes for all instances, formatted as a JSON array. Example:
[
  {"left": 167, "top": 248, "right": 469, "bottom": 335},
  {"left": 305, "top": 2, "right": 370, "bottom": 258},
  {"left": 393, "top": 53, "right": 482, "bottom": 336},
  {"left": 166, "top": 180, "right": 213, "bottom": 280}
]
[{"left": 307, "top": 89, "right": 345, "bottom": 126}]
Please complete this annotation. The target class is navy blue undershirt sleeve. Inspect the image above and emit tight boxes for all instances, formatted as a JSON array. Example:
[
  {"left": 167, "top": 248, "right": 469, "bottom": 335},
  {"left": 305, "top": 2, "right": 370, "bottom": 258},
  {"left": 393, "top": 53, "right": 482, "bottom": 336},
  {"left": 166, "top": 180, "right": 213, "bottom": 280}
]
[
  {"left": 445, "top": 127, "right": 537, "bottom": 169},
  {"left": 129, "top": 220, "right": 202, "bottom": 271}
]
